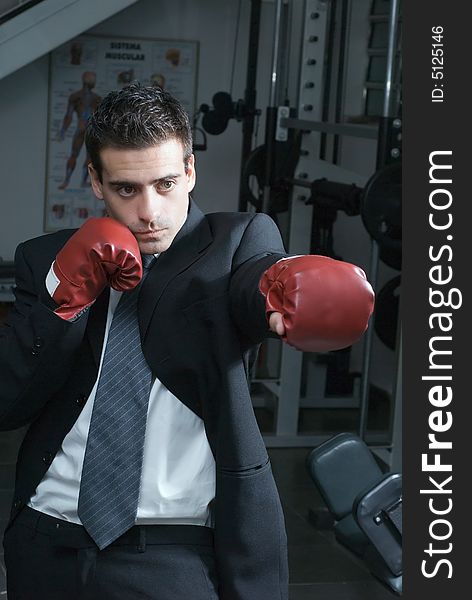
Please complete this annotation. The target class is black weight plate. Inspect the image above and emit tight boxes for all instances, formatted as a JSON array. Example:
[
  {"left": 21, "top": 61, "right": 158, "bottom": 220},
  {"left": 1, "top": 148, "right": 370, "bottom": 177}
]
[
  {"left": 374, "top": 275, "right": 401, "bottom": 350},
  {"left": 361, "top": 162, "right": 401, "bottom": 253},
  {"left": 240, "top": 132, "right": 302, "bottom": 213},
  {"left": 379, "top": 245, "right": 402, "bottom": 271}
]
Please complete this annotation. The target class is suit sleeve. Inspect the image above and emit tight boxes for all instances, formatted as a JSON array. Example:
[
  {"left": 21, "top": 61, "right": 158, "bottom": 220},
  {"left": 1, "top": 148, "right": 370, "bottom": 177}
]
[
  {"left": 229, "top": 213, "right": 287, "bottom": 346},
  {"left": 0, "top": 242, "right": 88, "bottom": 431}
]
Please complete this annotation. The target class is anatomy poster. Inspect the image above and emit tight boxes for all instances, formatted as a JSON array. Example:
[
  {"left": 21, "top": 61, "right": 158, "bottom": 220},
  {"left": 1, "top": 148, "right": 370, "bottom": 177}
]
[{"left": 44, "top": 34, "right": 199, "bottom": 231}]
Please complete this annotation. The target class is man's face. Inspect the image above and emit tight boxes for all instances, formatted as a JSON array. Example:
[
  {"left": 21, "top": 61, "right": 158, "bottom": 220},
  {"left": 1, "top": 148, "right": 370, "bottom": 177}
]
[{"left": 89, "top": 139, "right": 195, "bottom": 254}]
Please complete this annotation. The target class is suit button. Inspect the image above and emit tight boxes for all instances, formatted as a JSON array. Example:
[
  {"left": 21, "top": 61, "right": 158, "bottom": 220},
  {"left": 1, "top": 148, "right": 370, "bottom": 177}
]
[
  {"left": 75, "top": 395, "right": 87, "bottom": 406},
  {"left": 31, "top": 348, "right": 39, "bottom": 356},
  {"left": 34, "top": 337, "right": 44, "bottom": 348},
  {"left": 42, "top": 452, "right": 53, "bottom": 464},
  {"left": 13, "top": 499, "right": 22, "bottom": 509}
]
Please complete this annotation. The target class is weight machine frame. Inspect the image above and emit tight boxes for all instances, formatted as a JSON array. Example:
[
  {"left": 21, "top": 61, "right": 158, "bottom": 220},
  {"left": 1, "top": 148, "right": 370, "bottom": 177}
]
[{"left": 250, "top": 0, "right": 402, "bottom": 472}]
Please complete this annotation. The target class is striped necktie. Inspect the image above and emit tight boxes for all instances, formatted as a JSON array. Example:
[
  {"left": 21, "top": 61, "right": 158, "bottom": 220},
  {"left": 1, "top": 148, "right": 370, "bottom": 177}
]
[{"left": 78, "top": 254, "right": 156, "bottom": 549}]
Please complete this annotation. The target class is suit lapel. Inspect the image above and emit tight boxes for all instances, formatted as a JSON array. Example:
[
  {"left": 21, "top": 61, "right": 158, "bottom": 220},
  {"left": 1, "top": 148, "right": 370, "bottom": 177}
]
[
  {"left": 86, "top": 287, "right": 110, "bottom": 366},
  {"left": 138, "top": 199, "right": 212, "bottom": 342},
  {"left": 84, "top": 200, "right": 211, "bottom": 363}
]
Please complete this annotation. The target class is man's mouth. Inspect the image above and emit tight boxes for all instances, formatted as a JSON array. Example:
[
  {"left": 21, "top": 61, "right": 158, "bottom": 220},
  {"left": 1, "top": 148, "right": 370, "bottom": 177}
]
[{"left": 135, "top": 229, "right": 165, "bottom": 238}]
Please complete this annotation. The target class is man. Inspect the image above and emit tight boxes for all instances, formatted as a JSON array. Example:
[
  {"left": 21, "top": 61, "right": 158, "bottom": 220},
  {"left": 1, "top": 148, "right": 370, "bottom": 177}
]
[{"left": 0, "top": 84, "right": 374, "bottom": 599}]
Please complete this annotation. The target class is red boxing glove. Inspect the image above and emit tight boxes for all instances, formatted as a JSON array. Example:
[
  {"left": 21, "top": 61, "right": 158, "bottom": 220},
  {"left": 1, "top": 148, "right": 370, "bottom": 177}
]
[
  {"left": 259, "top": 255, "right": 375, "bottom": 352},
  {"left": 48, "top": 217, "right": 142, "bottom": 320}
]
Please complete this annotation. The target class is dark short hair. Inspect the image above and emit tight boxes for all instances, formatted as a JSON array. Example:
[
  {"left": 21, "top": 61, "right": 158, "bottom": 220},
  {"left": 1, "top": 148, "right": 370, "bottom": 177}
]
[{"left": 85, "top": 83, "right": 193, "bottom": 180}]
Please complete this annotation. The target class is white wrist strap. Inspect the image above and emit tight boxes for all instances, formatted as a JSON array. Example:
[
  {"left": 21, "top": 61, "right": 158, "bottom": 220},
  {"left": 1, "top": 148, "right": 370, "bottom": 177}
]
[{"left": 45, "top": 261, "right": 60, "bottom": 296}]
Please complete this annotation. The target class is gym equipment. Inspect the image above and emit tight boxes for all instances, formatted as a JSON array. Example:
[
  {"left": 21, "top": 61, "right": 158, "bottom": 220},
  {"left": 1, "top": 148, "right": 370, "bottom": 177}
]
[
  {"left": 374, "top": 276, "right": 401, "bottom": 350},
  {"left": 306, "top": 432, "right": 402, "bottom": 595},
  {"left": 358, "top": 0, "right": 402, "bottom": 448},
  {"left": 305, "top": 178, "right": 362, "bottom": 258},
  {"left": 379, "top": 245, "right": 401, "bottom": 272},
  {"left": 243, "top": 157, "right": 400, "bottom": 267},
  {"left": 361, "top": 161, "right": 402, "bottom": 269},
  {"left": 200, "top": 92, "right": 246, "bottom": 136},
  {"left": 354, "top": 471, "right": 402, "bottom": 580},
  {"left": 197, "top": 0, "right": 265, "bottom": 212},
  {"left": 240, "top": 131, "right": 301, "bottom": 215}
]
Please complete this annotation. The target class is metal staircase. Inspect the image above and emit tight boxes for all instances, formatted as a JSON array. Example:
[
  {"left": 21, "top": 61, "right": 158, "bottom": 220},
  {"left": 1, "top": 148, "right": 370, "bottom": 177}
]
[{"left": 0, "top": 0, "right": 140, "bottom": 80}]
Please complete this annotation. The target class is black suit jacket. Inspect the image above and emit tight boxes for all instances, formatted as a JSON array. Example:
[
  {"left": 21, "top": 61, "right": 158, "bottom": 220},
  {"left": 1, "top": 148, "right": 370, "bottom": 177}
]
[{"left": 0, "top": 201, "right": 289, "bottom": 600}]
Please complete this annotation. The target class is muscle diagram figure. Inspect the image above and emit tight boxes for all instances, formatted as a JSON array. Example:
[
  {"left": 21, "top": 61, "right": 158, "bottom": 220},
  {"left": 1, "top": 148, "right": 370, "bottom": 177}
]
[{"left": 57, "top": 71, "right": 102, "bottom": 190}]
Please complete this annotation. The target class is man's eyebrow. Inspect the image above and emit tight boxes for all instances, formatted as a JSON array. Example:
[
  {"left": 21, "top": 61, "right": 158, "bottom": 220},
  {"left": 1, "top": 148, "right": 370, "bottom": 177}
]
[{"left": 109, "top": 174, "right": 182, "bottom": 187}]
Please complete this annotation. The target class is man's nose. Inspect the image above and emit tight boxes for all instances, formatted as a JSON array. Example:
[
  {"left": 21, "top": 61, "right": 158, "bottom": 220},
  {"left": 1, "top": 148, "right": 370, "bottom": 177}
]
[{"left": 138, "top": 189, "right": 161, "bottom": 223}]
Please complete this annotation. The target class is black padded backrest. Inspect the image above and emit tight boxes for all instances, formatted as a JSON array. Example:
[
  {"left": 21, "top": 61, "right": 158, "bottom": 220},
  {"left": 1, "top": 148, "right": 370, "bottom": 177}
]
[
  {"left": 306, "top": 433, "right": 383, "bottom": 520},
  {"left": 354, "top": 473, "right": 402, "bottom": 576}
]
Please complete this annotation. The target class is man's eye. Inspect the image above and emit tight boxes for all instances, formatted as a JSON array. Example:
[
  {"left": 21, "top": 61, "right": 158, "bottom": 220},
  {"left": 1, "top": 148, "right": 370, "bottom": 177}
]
[
  {"left": 118, "top": 186, "right": 135, "bottom": 196},
  {"left": 157, "top": 180, "right": 175, "bottom": 192}
]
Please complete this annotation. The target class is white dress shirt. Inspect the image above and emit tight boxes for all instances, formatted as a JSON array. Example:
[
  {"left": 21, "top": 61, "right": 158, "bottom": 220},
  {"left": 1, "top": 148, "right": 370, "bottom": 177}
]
[{"left": 29, "top": 287, "right": 216, "bottom": 527}]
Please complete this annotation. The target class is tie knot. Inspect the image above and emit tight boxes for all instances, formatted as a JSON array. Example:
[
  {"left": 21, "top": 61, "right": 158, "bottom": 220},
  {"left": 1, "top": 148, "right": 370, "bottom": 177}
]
[{"left": 141, "top": 254, "right": 156, "bottom": 271}]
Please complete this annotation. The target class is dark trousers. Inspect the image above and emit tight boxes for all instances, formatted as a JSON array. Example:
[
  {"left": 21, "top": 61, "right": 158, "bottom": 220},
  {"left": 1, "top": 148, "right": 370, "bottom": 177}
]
[{"left": 3, "top": 506, "right": 219, "bottom": 599}]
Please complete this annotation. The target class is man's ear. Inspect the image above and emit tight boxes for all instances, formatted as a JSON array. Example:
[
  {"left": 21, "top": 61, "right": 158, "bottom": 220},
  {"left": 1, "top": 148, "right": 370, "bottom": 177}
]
[
  {"left": 186, "top": 154, "right": 196, "bottom": 193},
  {"left": 88, "top": 163, "right": 104, "bottom": 199}
]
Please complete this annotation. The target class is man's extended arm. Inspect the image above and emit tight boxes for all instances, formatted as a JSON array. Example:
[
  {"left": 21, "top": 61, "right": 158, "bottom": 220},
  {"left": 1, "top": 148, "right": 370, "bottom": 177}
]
[
  {"left": 229, "top": 212, "right": 374, "bottom": 351},
  {"left": 229, "top": 213, "right": 288, "bottom": 347}
]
